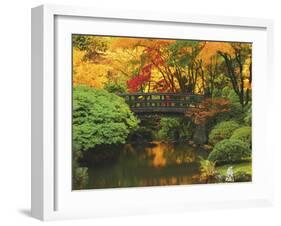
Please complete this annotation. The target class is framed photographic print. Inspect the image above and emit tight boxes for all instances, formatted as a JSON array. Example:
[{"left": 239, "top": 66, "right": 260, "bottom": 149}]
[{"left": 31, "top": 4, "right": 274, "bottom": 221}]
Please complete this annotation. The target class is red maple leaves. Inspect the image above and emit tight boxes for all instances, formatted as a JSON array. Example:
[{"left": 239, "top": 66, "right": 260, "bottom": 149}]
[
  {"left": 127, "top": 44, "right": 168, "bottom": 93},
  {"left": 127, "top": 64, "right": 153, "bottom": 92}
]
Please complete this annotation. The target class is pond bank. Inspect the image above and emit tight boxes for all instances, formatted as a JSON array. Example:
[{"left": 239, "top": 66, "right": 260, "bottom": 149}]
[{"left": 81, "top": 141, "right": 210, "bottom": 189}]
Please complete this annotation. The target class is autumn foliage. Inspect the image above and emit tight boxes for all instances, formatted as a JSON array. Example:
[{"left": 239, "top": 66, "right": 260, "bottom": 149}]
[
  {"left": 72, "top": 35, "right": 252, "bottom": 107},
  {"left": 186, "top": 98, "right": 231, "bottom": 125},
  {"left": 127, "top": 64, "right": 153, "bottom": 92}
]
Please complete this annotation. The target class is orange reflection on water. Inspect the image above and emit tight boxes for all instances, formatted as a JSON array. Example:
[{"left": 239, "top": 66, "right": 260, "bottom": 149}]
[
  {"left": 145, "top": 141, "right": 196, "bottom": 168},
  {"left": 138, "top": 175, "right": 196, "bottom": 187},
  {"left": 145, "top": 142, "right": 170, "bottom": 167}
]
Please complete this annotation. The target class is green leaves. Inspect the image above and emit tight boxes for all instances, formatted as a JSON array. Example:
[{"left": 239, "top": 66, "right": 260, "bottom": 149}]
[
  {"left": 158, "top": 117, "right": 192, "bottom": 141},
  {"left": 167, "top": 40, "right": 201, "bottom": 67},
  {"left": 230, "top": 126, "right": 252, "bottom": 147},
  {"left": 73, "top": 86, "right": 139, "bottom": 151},
  {"left": 208, "top": 139, "right": 251, "bottom": 165},
  {"left": 208, "top": 120, "right": 240, "bottom": 145}
]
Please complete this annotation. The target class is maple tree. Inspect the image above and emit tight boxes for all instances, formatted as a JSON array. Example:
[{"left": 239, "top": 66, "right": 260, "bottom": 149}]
[
  {"left": 185, "top": 98, "right": 231, "bottom": 125},
  {"left": 127, "top": 64, "right": 153, "bottom": 92},
  {"left": 72, "top": 35, "right": 252, "bottom": 107}
]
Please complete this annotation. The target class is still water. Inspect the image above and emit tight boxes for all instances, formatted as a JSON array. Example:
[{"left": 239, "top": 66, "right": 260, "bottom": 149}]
[{"left": 85, "top": 141, "right": 209, "bottom": 189}]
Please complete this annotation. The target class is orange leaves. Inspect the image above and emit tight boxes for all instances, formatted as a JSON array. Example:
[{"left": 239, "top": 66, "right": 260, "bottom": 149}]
[
  {"left": 197, "top": 41, "right": 234, "bottom": 65},
  {"left": 73, "top": 35, "right": 252, "bottom": 97},
  {"left": 110, "top": 38, "right": 142, "bottom": 50},
  {"left": 197, "top": 42, "right": 234, "bottom": 65},
  {"left": 186, "top": 98, "right": 231, "bottom": 125}
]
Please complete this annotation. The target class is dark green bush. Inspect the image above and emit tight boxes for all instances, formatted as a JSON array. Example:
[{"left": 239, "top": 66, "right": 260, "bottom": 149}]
[
  {"left": 234, "top": 171, "right": 252, "bottom": 182},
  {"left": 221, "top": 86, "right": 231, "bottom": 98},
  {"left": 208, "top": 139, "right": 251, "bottom": 164},
  {"left": 128, "top": 126, "right": 155, "bottom": 142},
  {"left": 73, "top": 85, "right": 139, "bottom": 151},
  {"left": 208, "top": 120, "right": 240, "bottom": 145},
  {"left": 211, "top": 88, "right": 221, "bottom": 98},
  {"left": 72, "top": 142, "right": 88, "bottom": 189},
  {"left": 230, "top": 126, "right": 252, "bottom": 147},
  {"left": 158, "top": 117, "right": 192, "bottom": 141},
  {"left": 227, "top": 90, "right": 240, "bottom": 103},
  {"left": 216, "top": 88, "right": 250, "bottom": 123},
  {"left": 72, "top": 165, "right": 89, "bottom": 189}
]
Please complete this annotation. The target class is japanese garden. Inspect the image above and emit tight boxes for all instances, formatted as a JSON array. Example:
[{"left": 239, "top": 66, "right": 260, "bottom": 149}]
[{"left": 72, "top": 35, "right": 252, "bottom": 190}]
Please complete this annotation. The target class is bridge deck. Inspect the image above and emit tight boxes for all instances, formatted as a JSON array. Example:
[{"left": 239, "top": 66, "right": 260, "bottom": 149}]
[{"left": 119, "top": 92, "right": 203, "bottom": 114}]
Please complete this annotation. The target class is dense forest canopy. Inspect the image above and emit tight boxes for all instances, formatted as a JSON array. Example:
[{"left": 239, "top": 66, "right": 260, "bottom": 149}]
[{"left": 73, "top": 35, "right": 252, "bottom": 107}]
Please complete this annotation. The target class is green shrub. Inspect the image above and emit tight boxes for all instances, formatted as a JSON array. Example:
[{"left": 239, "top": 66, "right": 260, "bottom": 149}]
[
  {"left": 230, "top": 126, "right": 252, "bottom": 147},
  {"left": 243, "top": 107, "right": 252, "bottom": 126},
  {"left": 199, "top": 158, "right": 216, "bottom": 182},
  {"left": 211, "top": 88, "right": 221, "bottom": 98},
  {"left": 208, "top": 139, "right": 251, "bottom": 164},
  {"left": 158, "top": 117, "right": 192, "bottom": 141},
  {"left": 72, "top": 166, "right": 89, "bottom": 189},
  {"left": 227, "top": 90, "right": 240, "bottom": 103},
  {"left": 104, "top": 82, "right": 127, "bottom": 94},
  {"left": 208, "top": 120, "right": 240, "bottom": 145},
  {"left": 215, "top": 87, "right": 247, "bottom": 123},
  {"left": 129, "top": 126, "right": 155, "bottom": 142},
  {"left": 73, "top": 85, "right": 139, "bottom": 151},
  {"left": 234, "top": 171, "right": 252, "bottom": 182},
  {"left": 215, "top": 102, "right": 244, "bottom": 123},
  {"left": 221, "top": 86, "right": 231, "bottom": 98}
]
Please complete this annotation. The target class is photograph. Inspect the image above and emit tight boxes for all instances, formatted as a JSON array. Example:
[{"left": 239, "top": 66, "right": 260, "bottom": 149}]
[{"left": 72, "top": 34, "right": 252, "bottom": 190}]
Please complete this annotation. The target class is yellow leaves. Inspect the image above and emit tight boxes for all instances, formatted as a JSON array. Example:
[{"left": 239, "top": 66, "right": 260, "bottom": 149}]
[
  {"left": 110, "top": 37, "right": 175, "bottom": 50},
  {"left": 243, "top": 58, "right": 252, "bottom": 89},
  {"left": 73, "top": 48, "right": 109, "bottom": 88},
  {"left": 73, "top": 36, "right": 252, "bottom": 94}
]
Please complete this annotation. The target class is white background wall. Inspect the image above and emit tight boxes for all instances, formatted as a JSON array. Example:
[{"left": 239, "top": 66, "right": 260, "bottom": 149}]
[{"left": 0, "top": 0, "right": 280, "bottom": 225}]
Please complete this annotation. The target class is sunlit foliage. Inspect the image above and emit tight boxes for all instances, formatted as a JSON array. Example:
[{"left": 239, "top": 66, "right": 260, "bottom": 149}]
[
  {"left": 208, "top": 139, "right": 251, "bottom": 165},
  {"left": 73, "top": 86, "right": 139, "bottom": 151}
]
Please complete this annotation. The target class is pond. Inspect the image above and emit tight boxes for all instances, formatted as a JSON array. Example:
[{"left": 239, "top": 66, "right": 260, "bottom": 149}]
[{"left": 83, "top": 141, "right": 209, "bottom": 189}]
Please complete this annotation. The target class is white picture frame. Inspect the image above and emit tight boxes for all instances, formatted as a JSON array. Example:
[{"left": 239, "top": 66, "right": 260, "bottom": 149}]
[{"left": 31, "top": 4, "right": 274, "bottom": 221}]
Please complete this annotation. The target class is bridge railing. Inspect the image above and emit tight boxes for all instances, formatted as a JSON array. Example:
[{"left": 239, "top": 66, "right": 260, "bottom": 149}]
[{"left": 118, "top": 92, "right": 203, "bottom": 113}]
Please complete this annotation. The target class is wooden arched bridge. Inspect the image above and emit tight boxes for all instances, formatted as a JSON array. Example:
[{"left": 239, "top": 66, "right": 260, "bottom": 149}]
[{"left": 119, "top": 92, "right": 203, "bottom": 115}]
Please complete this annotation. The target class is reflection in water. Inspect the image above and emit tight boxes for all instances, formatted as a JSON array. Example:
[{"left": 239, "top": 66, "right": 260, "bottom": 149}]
[
  {"left": 145, "top": 142, "right": 197, "bottom": 167},
  {"left": 85, "top": 141, "right": 209, "bottom": 189},
  {"left": 146, "top": 142, "right": 167, "bottom": 167}
]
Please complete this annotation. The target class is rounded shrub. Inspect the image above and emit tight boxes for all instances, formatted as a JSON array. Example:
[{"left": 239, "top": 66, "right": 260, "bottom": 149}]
[
  {"left": 208, "top": 139, "right": 251, "bottom": 164},
  {"left": 73, "top": 85, "right": 139, "bottom": 151},
  {"left": 230, "top": 126, "right": 251, "bottom": 147},
  {"left": 104, "top": 82, "right": 127, "bottom": 94},
  {"left": 208, "top": 120, "right": 240, "bottom": 145}
]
